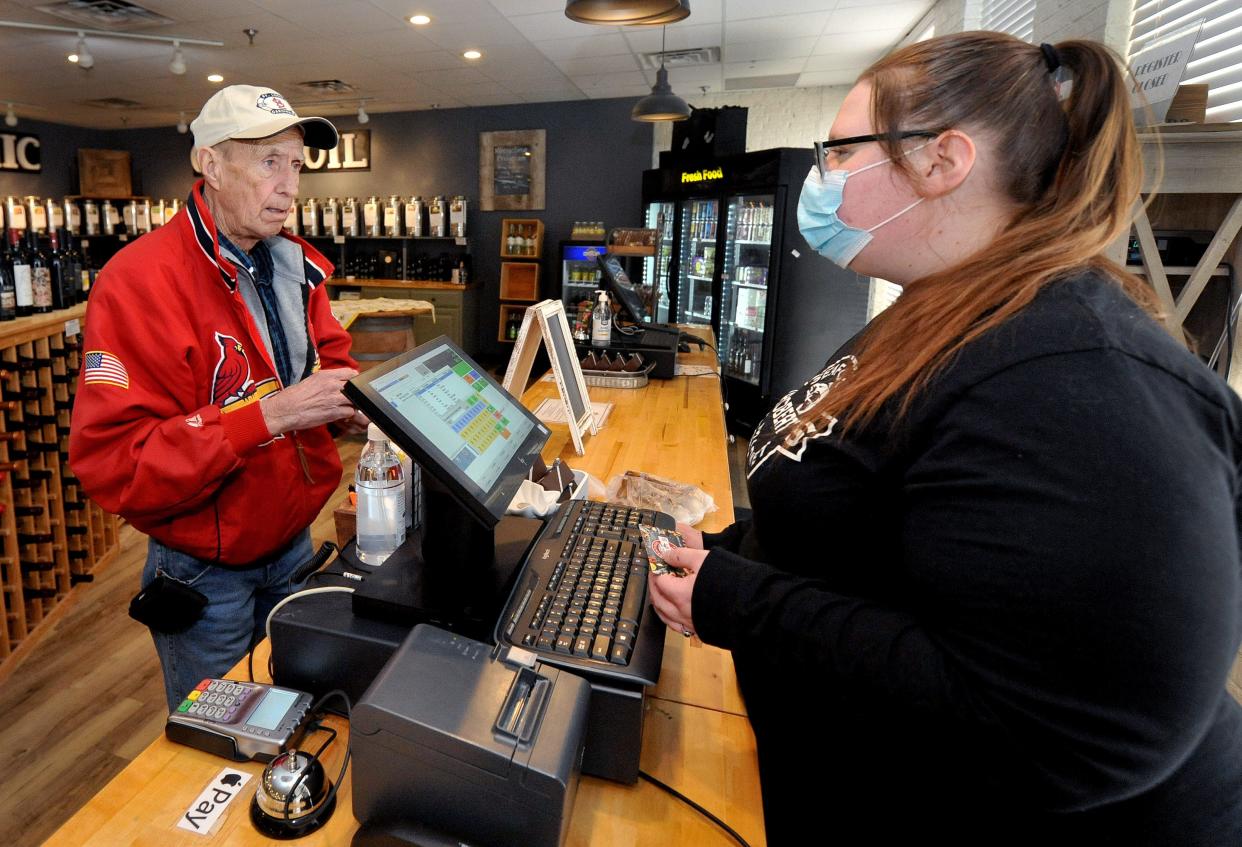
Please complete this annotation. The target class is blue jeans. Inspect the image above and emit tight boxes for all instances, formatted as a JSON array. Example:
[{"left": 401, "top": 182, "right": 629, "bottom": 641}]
[{"left": 142, "top": 529, "right": 313, "bottom": 711}]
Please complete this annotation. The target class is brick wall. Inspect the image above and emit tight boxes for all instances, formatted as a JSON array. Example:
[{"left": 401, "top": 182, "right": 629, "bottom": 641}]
[
  {"left": 900, "top": 0, "right": 1131, "bottom": 50},
  {"left": 650, "top": 84, "right": 851, "bottom": 165},
  {"left": 1033, "top": 0, "right": 1132, "bottom": 52},
  {"left": 646, "top": 0, "right": 1133, "bottom": 162}
]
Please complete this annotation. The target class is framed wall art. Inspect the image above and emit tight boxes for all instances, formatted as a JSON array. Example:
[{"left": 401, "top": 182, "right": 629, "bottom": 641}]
[
  {"left": 77, "top": 149, "right": 133, "bottom": 198},
  {"left": 480, "top": 129, "right": 545, "bottom": 211}
]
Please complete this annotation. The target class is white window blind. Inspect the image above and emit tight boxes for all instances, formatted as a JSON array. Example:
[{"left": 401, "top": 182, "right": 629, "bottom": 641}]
[
  {"left": 1131, "top": 0, "right": 1242, "bottom": 122},
  {"left": 982, "top": 0, "right": 1036, "bottom": 42}
]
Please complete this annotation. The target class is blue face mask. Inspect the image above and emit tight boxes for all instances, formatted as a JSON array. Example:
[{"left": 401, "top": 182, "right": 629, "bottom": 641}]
[{"left": 797, "top": 151, "right": 926, "bottom": 269}]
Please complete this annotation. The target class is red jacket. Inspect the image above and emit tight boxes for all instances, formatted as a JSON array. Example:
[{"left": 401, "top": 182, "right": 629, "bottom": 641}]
[{"left": 69, "top": 180, "right": 355, "bottom": 564}]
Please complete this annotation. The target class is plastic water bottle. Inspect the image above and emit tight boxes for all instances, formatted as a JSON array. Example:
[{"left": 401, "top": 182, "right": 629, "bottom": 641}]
[
  {"left": 393, "top": 446, "right": 415, "bottom": 528},
  {"left": 591, "top": 290, "right": 612, "bottom": 347},
  {"left": 356, "top": 424, "right": 405, "bottom": 564}
]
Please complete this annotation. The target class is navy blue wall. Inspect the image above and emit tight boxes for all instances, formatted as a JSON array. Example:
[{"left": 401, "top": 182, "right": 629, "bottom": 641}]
[
  {"left": 0, "top": 118, "right": 112, "bottom": 199},
  {"left": 115, "top": 98, "right": 654, "bottom": 360}
]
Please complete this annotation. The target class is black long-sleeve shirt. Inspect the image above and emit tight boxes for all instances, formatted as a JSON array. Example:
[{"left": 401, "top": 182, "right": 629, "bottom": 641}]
[{"left": 694, "top": 271, "right": 1242, "bottom": 844}]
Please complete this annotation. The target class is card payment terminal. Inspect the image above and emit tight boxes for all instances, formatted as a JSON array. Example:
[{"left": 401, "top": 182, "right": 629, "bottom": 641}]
[{"left": 165, "top": 678, "right": 313, "bottom": 762}]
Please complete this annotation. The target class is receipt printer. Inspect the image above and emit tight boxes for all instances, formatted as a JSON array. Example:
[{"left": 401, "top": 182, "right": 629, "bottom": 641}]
[{"left": 351, "top": 624, "right": 590, "bottom": 847}]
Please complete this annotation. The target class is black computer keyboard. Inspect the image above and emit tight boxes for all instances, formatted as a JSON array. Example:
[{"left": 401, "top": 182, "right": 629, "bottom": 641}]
[{"left": 495, "top": 499, "right": 675, "bottom": 687}]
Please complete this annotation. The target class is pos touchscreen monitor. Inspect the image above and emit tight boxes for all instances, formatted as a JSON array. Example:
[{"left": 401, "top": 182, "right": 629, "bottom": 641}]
[
  {"left": 343, "top": 335, "right": 550, "bottom": 529},
  {"left": 596, "top": 254, "right": 652, "bottom": 325}
]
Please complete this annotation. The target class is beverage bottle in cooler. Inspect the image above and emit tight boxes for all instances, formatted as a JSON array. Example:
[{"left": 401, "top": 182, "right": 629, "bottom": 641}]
[{"left": 355, "top": 423, "right": 406, "bottom": 564}]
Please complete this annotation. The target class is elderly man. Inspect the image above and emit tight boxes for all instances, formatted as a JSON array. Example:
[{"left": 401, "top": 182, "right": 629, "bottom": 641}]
[{"left": 70, "top": 86, "right": 365, "bottom": 710}]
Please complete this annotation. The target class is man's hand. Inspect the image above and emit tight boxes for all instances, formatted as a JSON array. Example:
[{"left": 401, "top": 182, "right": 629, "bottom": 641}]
[
  {"left": 260, "top": 368, "right": 358, "bottom": 437},
  {"left": 335, "top": 408, "right": 371, "bottom": 436}
]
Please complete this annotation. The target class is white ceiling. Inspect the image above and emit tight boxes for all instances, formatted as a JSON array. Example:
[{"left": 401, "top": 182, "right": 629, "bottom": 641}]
[{"left": 0, "top": 0, "right": 933, "bottom": 129}]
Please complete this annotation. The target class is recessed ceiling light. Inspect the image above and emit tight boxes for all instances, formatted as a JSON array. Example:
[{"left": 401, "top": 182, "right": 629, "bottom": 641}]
[
  {"left": 409, "top": 14, "right": 431, "bottom": 25},
  {"left": 207, "top": 73, "right": 224, "bottom": 83},
  {"left": 463, "top": 49, "right": 481, "bottom": 60}
]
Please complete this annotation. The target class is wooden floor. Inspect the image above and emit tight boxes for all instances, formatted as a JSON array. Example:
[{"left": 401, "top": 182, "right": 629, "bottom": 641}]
[
  {"left": 0, "top": 436, "right": 364, "bottom": 847},
  {"left": 0, "top": 428, "right": 749, "bottom": 847}
]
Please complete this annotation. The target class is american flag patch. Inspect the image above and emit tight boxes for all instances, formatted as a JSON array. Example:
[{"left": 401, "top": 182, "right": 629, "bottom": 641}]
[{"left": 84, "top": 351, "right": 130, "bottom": 389}]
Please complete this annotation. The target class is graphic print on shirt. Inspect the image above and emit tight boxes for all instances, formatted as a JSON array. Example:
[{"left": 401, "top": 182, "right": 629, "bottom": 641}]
[
  {"left": 209, "top": 332, "right": 277, "bottom": 412},
  {"left": 746, "top": 355, "right": 856, "bottom": 478}
]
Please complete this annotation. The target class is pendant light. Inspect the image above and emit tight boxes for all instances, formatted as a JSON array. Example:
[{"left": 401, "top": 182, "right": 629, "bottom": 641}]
[
  {"left": 632, "top": 26, "right": 690, "bottom": 122},
  {"left": 565, "top": 0, "right": 690, "bottom": 25}
]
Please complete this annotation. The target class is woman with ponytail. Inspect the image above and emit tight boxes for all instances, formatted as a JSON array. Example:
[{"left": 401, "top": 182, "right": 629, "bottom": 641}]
[{"left": 650, "top": 32, "right": 1242, "bottom": 844}]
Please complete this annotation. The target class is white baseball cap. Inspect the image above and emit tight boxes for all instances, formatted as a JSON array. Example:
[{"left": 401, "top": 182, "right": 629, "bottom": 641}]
[{"left": 190, "top": 85, "right": 337, "bottom": 167}]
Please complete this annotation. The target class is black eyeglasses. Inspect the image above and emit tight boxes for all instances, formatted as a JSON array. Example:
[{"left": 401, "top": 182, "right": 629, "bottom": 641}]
[{"left": 814, "top": 130, "right": 942, "bottom": 175}]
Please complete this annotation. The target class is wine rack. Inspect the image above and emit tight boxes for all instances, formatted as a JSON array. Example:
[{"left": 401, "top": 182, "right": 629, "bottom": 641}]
[{"left": 0, "top": 304, "right": 119, "bottom": 672}]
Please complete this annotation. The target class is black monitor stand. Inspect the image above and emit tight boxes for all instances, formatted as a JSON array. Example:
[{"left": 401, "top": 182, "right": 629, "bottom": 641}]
[{"left": 350, "top": 474, "right": 542, "bottom": 642}]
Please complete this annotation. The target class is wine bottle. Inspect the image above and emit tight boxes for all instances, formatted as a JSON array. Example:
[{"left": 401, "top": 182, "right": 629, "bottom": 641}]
[
  {"left": 29, "top": 230, "right": 52, "bottom": 314},
  {"left": 6, "top": 228, "right": 32, "bottom": 317}
]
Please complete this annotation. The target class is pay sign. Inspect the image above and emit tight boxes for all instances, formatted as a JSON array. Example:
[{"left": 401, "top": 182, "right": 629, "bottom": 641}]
[{"left": 176, "top": 767, "right": 253, "bottom": 835}]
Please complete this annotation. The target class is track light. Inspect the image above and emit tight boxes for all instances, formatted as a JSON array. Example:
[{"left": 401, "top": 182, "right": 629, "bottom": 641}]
[
  {"left": 75, "top": 32, "right": 94, "bottom": 69},
  {"left": 357, "top": 103, "right": 369, "bottom": 124},
  {"left": 4, "top": 104, "right": 16, "bottom": 128},
  {"left": 170, "top": 40, "right": 186, "bottom": 75},
  {"left": 176, "top": 111, "right": 188, "bottom": 134}
]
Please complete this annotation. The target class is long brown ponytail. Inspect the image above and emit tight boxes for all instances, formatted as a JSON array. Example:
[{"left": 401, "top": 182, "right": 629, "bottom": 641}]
[{"left": 797, "top": 32, "right": 1161, "bottom": 439}]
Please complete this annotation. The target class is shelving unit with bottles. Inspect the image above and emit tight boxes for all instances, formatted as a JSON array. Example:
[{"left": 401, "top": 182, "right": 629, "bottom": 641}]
[
  {"left": 306, "top": 234, "right": 472, "bottom": 287},
  {"left": 720, "top": 195, "right": 774, "bottom": 386},
  {"left": 677, "top": 199, "right": 720, "bottom": 325},
  {"left": 0, "top": 306, "right": 120, "bottom": 679},
  {"left": 643, "top": 203, "right": 675, "bottom": 323},
  {"left": 499, "top": 218, "right": 544, "bottom": 342}
]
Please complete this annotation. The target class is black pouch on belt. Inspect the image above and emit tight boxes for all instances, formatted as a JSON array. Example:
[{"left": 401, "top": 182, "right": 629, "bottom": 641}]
[{"left": 128, "top": 574, "right": 208, "bottom": 634}]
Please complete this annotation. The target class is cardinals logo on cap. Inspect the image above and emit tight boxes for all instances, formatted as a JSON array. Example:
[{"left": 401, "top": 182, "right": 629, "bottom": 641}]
[{"left": 255, "top": 92, "right": 295, "bottom": 117}]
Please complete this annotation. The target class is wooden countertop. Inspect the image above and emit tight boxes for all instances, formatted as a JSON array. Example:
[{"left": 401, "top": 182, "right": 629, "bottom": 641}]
[{"left": 45, "top": 335, "right": 763, "bottom": 846}]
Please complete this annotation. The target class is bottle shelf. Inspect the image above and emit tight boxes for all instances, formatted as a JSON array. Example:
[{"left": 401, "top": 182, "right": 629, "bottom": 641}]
[
  {"left": 0, "top": 319, "right": 120, "bottom": 676},
  {"left": 303, "top": 234, "right": 468, "bottom": 243},
  {"left": 500, "top": 218, "right": 545, "bottom": 260}
]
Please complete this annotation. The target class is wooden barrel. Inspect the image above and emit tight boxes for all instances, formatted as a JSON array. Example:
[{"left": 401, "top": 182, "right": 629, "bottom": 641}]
[{"left": 346, "top": 315, "right": 417, "bottom": 371}]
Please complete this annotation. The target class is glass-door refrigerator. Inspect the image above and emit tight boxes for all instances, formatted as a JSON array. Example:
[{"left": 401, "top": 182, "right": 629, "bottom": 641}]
[
  {"left": 642, "top": 201, "right": 674, "bottom": 323},
  {"left": 558, "top": 240, "right": 606, "bottom": 317},
  {"left": 641, "top": 148, "right": 872, "bottom": 431}
]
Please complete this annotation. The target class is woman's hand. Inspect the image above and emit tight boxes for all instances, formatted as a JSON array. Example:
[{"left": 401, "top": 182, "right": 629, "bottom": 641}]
[
  {"left": 648, "top": 546, "right": 709, "bottom": 638},
  {"left": 676, "top": 522, "right": 704, "bottom": 550}
]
